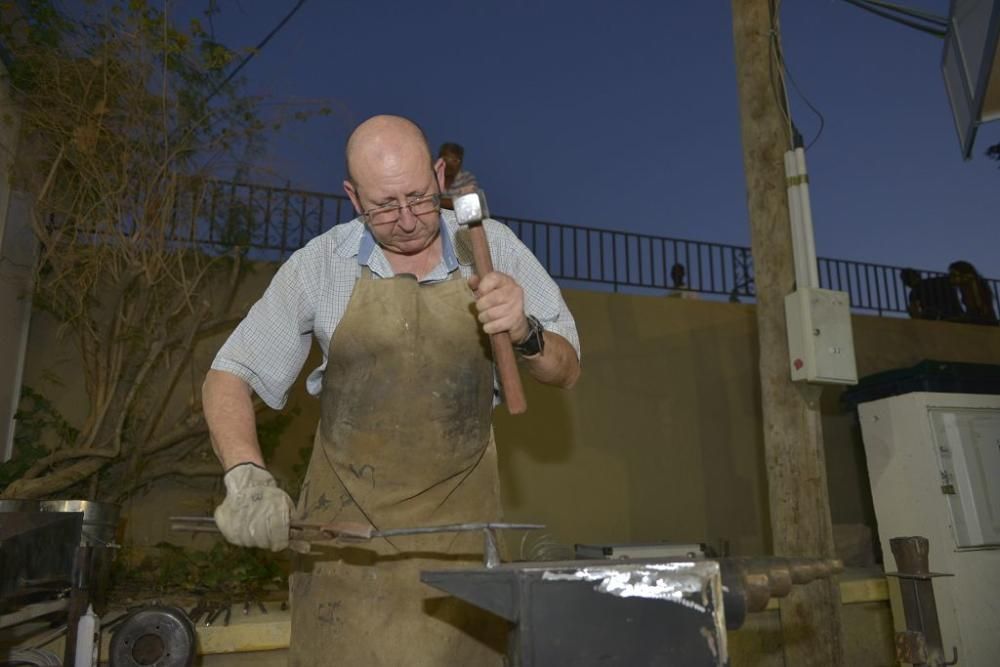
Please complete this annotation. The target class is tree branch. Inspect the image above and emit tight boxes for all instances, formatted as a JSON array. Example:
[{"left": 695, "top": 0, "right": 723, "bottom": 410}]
[
  {"left": 143, "top": 412, "right": 209, "bottom": 456},
  {"left": 2, "top": 457, "right": 107, "bottom": 500},
  {"left": 138, "top": 303, "right": 209, "bottom": 446},
  {"left": 115, "top": 461, "right": 220, "bottom": 503},
  {"left": 18, "top": 444, "right": 120, "bottom": 480}
]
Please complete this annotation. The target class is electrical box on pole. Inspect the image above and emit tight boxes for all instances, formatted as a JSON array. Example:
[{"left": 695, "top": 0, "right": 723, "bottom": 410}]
[
  {"left": 785, "top": 288, "right": 858, "bottom": 385},
  {"left": 782, "top": 146, "right": 857, "bottom": 386}
]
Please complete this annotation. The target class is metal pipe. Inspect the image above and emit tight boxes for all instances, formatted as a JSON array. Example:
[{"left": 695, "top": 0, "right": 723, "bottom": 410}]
[
  {"left": 785, "top": 150, "right": 809, "bottom": 289},
  {"left": 887, "top": 536, "right": 958, "bottom": 667},
  {"left": 794, "top": 148, "right": 820, "bottom": 289}
]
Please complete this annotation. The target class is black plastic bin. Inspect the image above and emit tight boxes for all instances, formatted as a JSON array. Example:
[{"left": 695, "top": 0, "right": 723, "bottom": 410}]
[{"left": 842, "top": 359, "right": 1000, "bottom": 410}]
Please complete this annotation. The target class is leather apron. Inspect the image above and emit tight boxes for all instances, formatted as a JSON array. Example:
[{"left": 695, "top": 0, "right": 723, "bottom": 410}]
[{"left": 288, "top": 267, "right": 507, "bottom": 666}]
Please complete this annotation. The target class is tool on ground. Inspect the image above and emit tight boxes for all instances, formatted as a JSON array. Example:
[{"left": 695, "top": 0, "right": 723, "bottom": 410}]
[
  {"left": 453, "top": 190, "right": 528, "bottom": 415},
  {"left": 886, "top": 536, "right": 959, "bottom": 667},
  {"left": 185, "top": 597, "right": 272, "bottom": 627},
  {"left": 171, "top": 516, "right": 543, "bottom": 568}
]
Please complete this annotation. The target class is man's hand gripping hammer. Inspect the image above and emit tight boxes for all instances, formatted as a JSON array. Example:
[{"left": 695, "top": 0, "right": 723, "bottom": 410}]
[{"left": 453, "top": 190, "right": 527, "bottom": 415}]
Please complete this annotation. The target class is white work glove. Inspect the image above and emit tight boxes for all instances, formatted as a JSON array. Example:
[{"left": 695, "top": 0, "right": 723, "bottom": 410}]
[{"left": 213, "top": 463, "right": 294, "bottom": 552}]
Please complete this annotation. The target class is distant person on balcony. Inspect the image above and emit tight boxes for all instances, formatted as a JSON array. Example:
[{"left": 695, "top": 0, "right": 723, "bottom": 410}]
[
  {"left": 900, "top": 268, "right": 962, "bottom": 321},
  {"left": 438, "top": 142, "right": 479, "bottom": 209},
  {"left": 948, "top": 261, "right": 999, "bottom": 326},
  {"left": 666, "top": 263, "right": 699, "bottom": 299}
]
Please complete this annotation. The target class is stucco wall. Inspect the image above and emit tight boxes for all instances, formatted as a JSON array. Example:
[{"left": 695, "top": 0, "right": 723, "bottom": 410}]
[
  {"left": 16, "top": 276, "right": 1000, "bottom": 560},
  {"left": 495, "top": 293, "right": 768, "bottom": 556}
]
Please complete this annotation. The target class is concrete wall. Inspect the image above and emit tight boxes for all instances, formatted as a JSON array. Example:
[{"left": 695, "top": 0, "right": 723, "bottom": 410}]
[
  {"left": 495, "top": 293, "right": 769, "bottom": 556},
  {"left": 15, "top": 276, "right": 1000, "bottom": 562}
]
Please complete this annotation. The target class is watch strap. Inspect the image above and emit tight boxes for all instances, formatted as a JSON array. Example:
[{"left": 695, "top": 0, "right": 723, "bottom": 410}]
[{"left": 513, "top": 315, "right": 545, "bottom": 357}]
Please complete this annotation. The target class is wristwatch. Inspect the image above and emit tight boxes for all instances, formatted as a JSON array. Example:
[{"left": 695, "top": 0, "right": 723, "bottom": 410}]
[{"left": 513, "top": 315, "right": 545, "bottom": 358}]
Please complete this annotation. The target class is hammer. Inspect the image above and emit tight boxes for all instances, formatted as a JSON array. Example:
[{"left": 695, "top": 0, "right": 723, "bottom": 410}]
[{"left": 453, "top": 190, "right": 527, "bottom": 415}]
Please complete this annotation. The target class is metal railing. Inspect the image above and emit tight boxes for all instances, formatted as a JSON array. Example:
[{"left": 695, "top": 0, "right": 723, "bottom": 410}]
[
  {"left": 176, "top": 180, "right": 358, "bottom": 255},
  {"left": 186, "top": 180, "right": 1000, "bottom": 320},
  {"left": 493, "top": 213, "right": 758, "bottom": 301}
]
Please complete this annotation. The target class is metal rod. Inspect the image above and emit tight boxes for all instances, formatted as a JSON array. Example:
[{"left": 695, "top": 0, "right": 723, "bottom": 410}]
[{"left": 171, "top": 516, "right": 543, "bottom": 540}]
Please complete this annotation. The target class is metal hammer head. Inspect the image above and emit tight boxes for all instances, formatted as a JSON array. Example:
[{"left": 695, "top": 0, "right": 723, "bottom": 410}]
[{"left": 453, "top": 190, "right": 490, "bottom": 226}]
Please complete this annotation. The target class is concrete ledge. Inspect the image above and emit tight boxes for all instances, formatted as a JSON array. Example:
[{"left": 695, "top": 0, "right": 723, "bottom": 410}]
[
  {"left": 839, "top": 573, "right": 888, "bottom": 605},
  {"left": 194, "top": 603, "right": 290, "bottom": 654}
]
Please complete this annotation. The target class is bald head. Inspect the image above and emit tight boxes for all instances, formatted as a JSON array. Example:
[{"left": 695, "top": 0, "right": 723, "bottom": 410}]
[
  {"left": 342, "top": 115, "right": 446, "bottom": 259},
  {"left": 345, "top": 115, "right": 433, "bottom": 184}
]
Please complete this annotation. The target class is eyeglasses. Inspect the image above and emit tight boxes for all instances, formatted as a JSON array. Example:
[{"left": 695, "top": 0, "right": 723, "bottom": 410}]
[{"left": 362, "top": 193, "right": 441, "bottom": 227}]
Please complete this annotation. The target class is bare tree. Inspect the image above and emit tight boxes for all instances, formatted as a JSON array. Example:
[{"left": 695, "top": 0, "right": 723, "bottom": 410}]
[{"left": 0, "top": 0, "right": 285, "bottom": 500}]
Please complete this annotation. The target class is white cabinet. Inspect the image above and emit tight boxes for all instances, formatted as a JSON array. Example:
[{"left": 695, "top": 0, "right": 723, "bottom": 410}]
[
  {"left": 927, "top": 408, "right": 1000, "bottom": 547},
  {"left": 858, "top": 392, "right": 1000, "bottom": 667}
]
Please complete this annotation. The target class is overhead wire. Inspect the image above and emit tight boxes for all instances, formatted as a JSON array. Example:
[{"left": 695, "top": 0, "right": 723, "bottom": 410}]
[
  {"left": 772, "top": 14, "right": 826, "bottom": 150},
  {"left": 202, "top": 0, "right": 309, "bottom": 106},
  {"left": 783, "top": 63, "right": 826, "bottom": 150},
  {"left": 767, "top": 0, "right": 795, "bottom": 149},
  {"left": 851, "top": 0, "right": 947, "bottom": 27},
  {"left": 769, "top": 0, "right": 826, "bottom": 150},
  {"left": 162, "top": 0, "right": 310, "bottom": 164},
  {"left": 841, "top": 0, "right": 947, "bottom": 37}
]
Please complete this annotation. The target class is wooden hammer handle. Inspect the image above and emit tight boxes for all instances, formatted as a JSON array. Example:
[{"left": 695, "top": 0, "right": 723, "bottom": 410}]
[{"left": 468, "top": 223, "right": 527, "bottom": 415}]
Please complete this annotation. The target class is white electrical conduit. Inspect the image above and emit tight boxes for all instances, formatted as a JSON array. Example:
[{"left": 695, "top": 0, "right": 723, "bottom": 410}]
[
  {"left": 784, "top": 147, "right": 820, "bottom": 290},
  {"left": 796, "top": 148, "right": 820, "bottom": 289},
  {"left": 784, "top": 151, "right": 808, "bottom": 289}
]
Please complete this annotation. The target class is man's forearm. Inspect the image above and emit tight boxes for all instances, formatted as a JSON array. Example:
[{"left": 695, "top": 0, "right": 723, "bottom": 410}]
[
  {"left": 203, "top": 369, "right": 264, "bottom": 470},
  {"left": 520, "top": 331, "right": 580, "bottom": 389}
]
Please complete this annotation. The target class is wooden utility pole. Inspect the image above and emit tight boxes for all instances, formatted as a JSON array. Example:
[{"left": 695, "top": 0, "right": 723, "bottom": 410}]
[{"left": 731, "top": 2, "right": 845, "bottom": 665}]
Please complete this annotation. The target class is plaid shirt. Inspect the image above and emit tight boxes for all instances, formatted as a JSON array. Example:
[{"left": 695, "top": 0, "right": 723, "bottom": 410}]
[
  {"left": 212, "top": 209, "right": 580, "bottom": 409},
  {"left": 444, "top": 169, "right": 479, "bottom": 197}
]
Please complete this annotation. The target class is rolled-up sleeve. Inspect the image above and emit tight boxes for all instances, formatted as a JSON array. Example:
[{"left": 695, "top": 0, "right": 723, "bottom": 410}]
[
  {"left": 211, "top": 253, "right": 315, "bottom": 409},
  {"left": 488, "top": 221, "right": 581, "bottom": 360}
]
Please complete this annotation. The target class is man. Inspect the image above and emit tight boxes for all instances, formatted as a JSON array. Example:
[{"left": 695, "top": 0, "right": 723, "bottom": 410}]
[
  {"left": 203, "top": 115, "right": 580, "bottom": 666},
  {"left": 438, "top": 141, "right": 479, "bottom": 208},
  {"left": 948, "top": 261, "right": 998, "bottom": 325},
  {"left": 900, "top": 268, "right": 962, "bottom": 321},
  {"left": 666, "top": 262, "right": 699, "bottom": 300}
]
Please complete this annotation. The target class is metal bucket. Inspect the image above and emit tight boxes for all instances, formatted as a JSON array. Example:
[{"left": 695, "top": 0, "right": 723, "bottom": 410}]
[
  {"left": 38, "top": 500, "right": 121, "bottom": 613},
  {"left": 0, "top": 499, "right": 41, "bottom": 513},
  {"left": 38, "top": 500, "right": 120, "bottom": 547}
]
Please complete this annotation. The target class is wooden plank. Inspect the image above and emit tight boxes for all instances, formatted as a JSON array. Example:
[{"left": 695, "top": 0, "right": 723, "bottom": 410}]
[{"left": 765, "top": 575, "right": 890, "bottom": 609}]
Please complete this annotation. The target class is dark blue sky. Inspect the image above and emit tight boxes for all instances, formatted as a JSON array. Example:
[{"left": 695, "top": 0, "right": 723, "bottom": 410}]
[{"left": 203, "top": 1, "right": 999, "bottom": 278}]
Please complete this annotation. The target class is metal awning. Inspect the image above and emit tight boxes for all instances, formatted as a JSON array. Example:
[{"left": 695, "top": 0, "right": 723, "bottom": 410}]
[{"left": 942, "top": 0, "right": 1000, "bottom": 158}]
